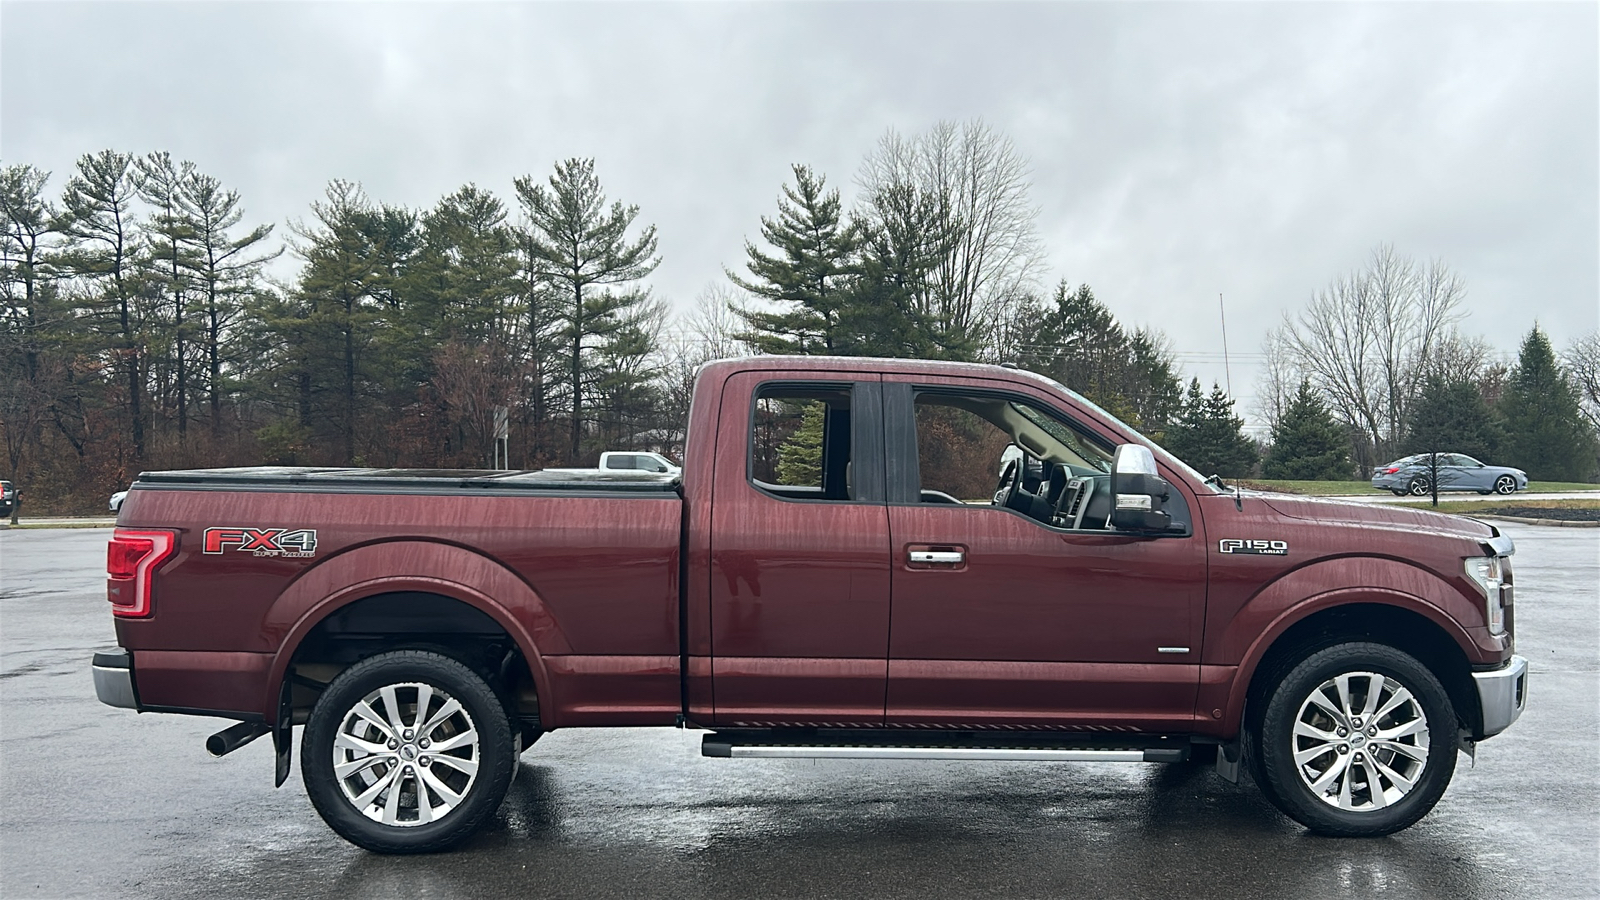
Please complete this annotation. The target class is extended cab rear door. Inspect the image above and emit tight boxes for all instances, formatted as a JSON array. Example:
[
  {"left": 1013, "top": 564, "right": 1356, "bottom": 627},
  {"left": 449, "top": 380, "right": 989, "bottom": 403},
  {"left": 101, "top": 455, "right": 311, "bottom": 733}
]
[
  {"left": 707, "top": 372, "right": 891, "bottom": 726},
  {"left": 881, "top": 375, "right": 1207, "bottom": 732}
]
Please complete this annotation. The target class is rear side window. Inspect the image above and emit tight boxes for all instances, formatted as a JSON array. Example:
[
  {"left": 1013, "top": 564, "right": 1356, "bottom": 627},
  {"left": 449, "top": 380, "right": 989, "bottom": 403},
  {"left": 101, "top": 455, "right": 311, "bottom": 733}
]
[{"left": 750, "top": 384, "right": 856, "bottom": 501}]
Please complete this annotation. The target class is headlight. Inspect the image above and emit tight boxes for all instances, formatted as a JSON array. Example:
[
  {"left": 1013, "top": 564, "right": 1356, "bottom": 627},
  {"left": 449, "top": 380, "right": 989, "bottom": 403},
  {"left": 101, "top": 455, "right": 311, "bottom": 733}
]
[{"left": 1465, "top": 556, "right": 1507, "bottom": 635}]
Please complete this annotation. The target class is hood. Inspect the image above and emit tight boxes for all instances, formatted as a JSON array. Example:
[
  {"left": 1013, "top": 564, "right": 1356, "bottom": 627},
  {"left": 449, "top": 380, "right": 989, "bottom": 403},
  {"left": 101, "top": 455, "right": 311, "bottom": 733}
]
[{"left": 1255, "top": 493, "right": 1497, "bottom": 543}]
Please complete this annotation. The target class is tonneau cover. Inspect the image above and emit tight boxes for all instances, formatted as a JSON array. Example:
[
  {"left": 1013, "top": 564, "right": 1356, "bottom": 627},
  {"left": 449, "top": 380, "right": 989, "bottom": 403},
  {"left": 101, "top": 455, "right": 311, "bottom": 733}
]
[{"left": 132, "top": 466, "right": 680, "bottom": 494}]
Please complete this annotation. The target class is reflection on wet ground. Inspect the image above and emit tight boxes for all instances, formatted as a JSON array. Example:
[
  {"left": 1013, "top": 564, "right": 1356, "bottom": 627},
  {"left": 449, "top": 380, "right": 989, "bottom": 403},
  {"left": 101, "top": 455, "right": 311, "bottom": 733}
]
[{"left": 1, "top": 525, "right": 1595, "bottom": 899}]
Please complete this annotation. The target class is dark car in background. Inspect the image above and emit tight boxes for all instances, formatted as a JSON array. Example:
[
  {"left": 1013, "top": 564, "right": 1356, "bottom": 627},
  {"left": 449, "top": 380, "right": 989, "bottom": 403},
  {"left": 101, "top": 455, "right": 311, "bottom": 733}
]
[
  {"left": 0, "top": 481, "right": 16, "bottom": 517},
  {"left": 1371, "top": 453, "right": 1528, "bottom": 496}
]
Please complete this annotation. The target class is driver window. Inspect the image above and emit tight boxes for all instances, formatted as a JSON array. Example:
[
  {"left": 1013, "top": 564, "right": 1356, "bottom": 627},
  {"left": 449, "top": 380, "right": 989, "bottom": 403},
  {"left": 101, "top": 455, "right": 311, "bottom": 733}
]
[{"left": 914, "top": 400, "right": 1014, "bottom": 503}]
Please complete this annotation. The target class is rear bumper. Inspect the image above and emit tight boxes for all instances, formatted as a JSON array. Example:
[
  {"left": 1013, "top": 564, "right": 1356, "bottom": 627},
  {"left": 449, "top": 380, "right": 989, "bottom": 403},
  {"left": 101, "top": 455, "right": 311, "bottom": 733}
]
[
  {"left": 93, "top": 648, "right": 139, "bottom": 710},
  {"left": 1473, "top": 654, "right": 1528, "bottom": 738}
]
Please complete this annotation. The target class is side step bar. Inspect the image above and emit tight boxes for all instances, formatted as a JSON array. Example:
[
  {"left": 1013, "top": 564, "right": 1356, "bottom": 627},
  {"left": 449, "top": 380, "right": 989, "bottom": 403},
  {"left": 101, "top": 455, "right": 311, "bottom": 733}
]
[{"left": 703, "top": 735, "right": 1187, "bottom": 764}]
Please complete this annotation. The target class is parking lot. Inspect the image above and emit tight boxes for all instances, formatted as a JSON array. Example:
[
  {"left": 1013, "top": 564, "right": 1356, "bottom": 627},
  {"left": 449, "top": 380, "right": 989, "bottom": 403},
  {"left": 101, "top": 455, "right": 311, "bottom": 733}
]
[{"left": 1, "top": 523, "right": 1595, "bottom": 899}]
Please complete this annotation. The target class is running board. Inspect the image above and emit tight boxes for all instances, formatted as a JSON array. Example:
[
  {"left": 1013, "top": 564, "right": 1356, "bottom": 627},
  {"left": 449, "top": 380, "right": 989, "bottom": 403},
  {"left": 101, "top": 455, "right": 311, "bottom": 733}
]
[{"left": 702, "top": 736, "right": 1187, "bottom": 764}]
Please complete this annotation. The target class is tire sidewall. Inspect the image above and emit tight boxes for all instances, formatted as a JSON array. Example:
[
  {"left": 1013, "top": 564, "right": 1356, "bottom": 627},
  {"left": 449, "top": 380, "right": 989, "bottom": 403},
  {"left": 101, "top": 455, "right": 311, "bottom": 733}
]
[
  {"left": 1495, "top": 476, "right": 1516, "bottom": 495},
  {"left": 301, "top": 650, "right": 515, "bottom": 853},
  {"left": 1255, "top": 642, "right": 1457, "bottom": 837}
]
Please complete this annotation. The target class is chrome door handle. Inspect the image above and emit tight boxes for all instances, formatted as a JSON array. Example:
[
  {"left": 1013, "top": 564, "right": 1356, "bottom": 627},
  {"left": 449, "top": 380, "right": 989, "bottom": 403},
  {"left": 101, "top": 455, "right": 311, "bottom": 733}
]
[{"left": 909, "top": 550, "right": 964, "bottom": 564}]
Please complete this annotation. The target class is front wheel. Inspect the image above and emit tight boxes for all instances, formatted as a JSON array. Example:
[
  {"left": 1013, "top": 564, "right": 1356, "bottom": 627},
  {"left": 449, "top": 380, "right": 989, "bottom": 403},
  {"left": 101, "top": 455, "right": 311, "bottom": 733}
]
[
  {"left": 301, "top": 650, "right": 516, "bottom": 853},
  {"left": 1494, "top": 475, "right": 1517, "bottom": 495},
  {"left": 1252, "top": 642, "right": 1457, "bottom": 836}
]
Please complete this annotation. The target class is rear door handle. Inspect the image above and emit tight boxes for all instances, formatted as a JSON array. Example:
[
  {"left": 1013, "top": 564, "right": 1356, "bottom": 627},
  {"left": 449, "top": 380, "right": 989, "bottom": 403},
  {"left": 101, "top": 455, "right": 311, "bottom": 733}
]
[{"left": 910, "top": 550, "right": 964, "bottom": 564}]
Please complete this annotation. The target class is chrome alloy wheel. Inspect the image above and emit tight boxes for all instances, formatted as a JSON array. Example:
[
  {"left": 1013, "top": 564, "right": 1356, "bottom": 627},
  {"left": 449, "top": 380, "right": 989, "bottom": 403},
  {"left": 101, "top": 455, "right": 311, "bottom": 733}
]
[
  {"left": 332, "top": 682, "right": 480, "bottom": 827},
  {"left": 1292, "top": 671, "right": 1429, "bottom": 812}
]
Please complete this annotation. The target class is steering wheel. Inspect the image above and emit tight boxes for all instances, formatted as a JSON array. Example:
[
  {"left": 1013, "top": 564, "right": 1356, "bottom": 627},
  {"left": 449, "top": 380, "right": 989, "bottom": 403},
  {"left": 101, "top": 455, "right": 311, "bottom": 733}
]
[{"left": 993, "top": 459, "right": 1019, "bottom": 506}]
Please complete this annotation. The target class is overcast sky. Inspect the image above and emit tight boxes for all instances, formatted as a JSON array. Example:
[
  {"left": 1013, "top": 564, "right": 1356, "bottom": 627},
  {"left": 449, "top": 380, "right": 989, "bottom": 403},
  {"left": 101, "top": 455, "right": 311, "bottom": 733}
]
[{"left": 4, "top": 1, "right": 1596, "bottom": 428}]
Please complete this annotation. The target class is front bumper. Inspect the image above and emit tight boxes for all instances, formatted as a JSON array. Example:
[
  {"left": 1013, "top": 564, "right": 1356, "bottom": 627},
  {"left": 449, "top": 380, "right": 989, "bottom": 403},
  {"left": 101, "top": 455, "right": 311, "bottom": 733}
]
[
  {"left": 1473, "top": 654, "right": 1528, "bottom": 738},
  {"left": 93, "top": 648, "right": 139, "bottom": 710}
]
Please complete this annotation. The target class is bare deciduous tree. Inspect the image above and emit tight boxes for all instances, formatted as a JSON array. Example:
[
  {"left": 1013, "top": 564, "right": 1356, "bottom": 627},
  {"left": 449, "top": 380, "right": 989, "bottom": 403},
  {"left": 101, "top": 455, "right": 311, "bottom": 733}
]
[
  {"left": 1277, "top": 245, "right": 1465, "bottom": 472},
  {"left": 857, "top": 120, "right": 1042, "bottom": 356},
  {"left": 1565, "top": 330, "right": 1600, "bottom": 435}
]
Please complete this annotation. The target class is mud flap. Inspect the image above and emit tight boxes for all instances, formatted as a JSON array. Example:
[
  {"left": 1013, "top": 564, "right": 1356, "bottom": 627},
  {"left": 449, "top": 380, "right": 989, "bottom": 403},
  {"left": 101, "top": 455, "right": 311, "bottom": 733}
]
[
  {"left": 274, "top": 679, "right": 293, "bottom": 787},
  {"left": 1215, "top": 740, "right": 1242, "bottom": 784}
]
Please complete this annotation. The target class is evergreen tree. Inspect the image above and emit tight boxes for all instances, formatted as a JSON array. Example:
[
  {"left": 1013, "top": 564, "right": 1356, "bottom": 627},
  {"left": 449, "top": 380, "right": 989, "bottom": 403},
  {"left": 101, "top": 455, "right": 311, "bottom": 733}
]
[
  {"left": 1264, "top": 380, "right": 1351, "bottom": 479},
  {"left": 136, "top": 152, "right": 201, "bottom": 439},
  {"left": 1014, "top": 281, "right": 1182, "bottom": 432},
  {"left": 515, "top": 158, "right": 659, "bottom": 463},
  {"left": 181, "top": 171, "right": 279, "bottom": 439},
  {"left": 1499, "top": 326, "right": 1596, "bottom": 481},
  {"left": 287, "top": 180, "right": 414, "bottom": 464},
  {"left": 731, "top": 165, "right": 859, "bottom": 355},
  {"left": 56, "top": 150, "right": 149, "bottom": 464},
  {"left": 775, "top": 401, "right": 825, "bottom": 486},
  {"left": 1164, "top": 379, "right": 1258, "bottom": 478},
  {"left": 1404, "top": 372, "right": 1499, "bottom": 462},
  {"left": 841, "top": 193, "right": 957, "bottom": 359}
]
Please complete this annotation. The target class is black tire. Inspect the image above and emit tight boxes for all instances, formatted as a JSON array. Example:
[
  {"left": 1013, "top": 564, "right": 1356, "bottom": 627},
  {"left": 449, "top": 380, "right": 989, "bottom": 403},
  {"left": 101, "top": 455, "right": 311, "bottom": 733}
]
[
  {"left": 1494, "top": 475, "right": 1517, "bottom": 495},
  {"left": 302, "top": 650, "right": 515, "bottom": 853},
  {"left": 1251, "top": 642, "right": 1457, "bottom": 837},
  {"left": 1406, "top": 478, "right": 1431, "bottom": 497}
]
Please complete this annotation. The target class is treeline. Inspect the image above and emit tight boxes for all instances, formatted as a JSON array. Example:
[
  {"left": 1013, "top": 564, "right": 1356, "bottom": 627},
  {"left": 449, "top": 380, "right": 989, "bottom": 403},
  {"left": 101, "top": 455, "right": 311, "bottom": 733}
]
[
  {"left": 1, "top": 122, "right": 1192, "bottom": 513},
  {"left": 6, "top": 125, "right": 1596, "bottom": 514},
  {"left": 1257, "top": 246, "right": 1600, "bottom": 482}
]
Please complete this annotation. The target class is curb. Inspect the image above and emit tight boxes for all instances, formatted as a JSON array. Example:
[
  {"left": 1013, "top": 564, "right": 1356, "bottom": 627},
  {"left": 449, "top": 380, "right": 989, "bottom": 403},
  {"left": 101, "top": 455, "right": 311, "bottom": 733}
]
[{"left": 1469, "top": 514, "right": 1600, "bottom": 529}]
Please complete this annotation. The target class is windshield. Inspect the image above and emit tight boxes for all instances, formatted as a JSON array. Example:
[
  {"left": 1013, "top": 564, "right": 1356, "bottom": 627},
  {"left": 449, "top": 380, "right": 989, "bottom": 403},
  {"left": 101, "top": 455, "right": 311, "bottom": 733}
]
[{"left": 1031, "top": 373, "right": 1222, "bottom": 493}]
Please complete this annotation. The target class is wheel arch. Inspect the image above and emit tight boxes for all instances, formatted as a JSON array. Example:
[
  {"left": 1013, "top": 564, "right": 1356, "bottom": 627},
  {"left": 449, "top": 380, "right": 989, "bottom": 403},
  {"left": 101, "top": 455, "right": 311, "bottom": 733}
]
[
  {"left": 263, "top": 539, "right": 571, "bottom": 728},
  {"left": 1233, "top": 599, "right": 1481, "bottom": 742}
]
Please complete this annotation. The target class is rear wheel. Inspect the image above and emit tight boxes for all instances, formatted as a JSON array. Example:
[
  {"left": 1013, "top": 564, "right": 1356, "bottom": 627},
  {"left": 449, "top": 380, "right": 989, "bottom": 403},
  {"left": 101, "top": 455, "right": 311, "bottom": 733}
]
[
  {"left": 1252, "top": 642, "right": 1457, "bottom": 836},
  {"left": 302, "top": 650, "right": 515, "bottom": 853},
  {"left": 1406, "top": 478, "right": 1431, "bottom": 497}
]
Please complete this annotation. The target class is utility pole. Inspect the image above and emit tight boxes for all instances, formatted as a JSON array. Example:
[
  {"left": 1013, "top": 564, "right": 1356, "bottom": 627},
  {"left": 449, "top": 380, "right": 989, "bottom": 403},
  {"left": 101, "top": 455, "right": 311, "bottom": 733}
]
[{"left": 1218, "top": 292, "right": 1233, "bottom": 397}]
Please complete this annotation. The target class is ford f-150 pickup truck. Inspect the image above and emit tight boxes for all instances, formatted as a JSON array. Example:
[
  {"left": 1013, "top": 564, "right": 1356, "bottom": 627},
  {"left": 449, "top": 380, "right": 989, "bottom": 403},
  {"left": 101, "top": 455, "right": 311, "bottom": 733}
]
[{"left": 93, "top": 356, "right": 1528, "bottom": 853}]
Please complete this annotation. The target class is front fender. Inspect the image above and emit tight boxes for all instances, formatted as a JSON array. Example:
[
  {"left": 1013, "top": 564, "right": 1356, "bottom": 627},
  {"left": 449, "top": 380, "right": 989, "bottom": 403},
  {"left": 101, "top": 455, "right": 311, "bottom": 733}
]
[
  {"left": 1206, "top": 556, "right": 1487, "bottom": 734},
  {"left": 261, "top": 539, "right": 570, "bottom": 724}
]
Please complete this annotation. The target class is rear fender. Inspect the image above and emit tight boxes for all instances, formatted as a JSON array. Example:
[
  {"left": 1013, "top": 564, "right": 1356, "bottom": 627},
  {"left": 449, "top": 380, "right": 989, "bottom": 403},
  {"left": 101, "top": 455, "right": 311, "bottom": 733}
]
[{"left": 262, "top": 539, "right": 569, "bottom": 725}]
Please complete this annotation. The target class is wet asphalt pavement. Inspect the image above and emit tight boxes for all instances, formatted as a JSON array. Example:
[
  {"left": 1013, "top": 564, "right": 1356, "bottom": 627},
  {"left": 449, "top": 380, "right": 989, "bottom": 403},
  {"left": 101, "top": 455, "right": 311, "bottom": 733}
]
[{"left": 1, "top": 524, "right": 1595, "bottom": 899}]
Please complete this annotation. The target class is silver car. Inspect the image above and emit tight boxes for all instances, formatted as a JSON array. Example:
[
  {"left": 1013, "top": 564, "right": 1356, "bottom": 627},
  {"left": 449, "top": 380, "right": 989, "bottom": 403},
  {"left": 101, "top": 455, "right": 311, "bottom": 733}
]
[{"left": 1371, "top": 453, "right": 1528, "bottom": 496}]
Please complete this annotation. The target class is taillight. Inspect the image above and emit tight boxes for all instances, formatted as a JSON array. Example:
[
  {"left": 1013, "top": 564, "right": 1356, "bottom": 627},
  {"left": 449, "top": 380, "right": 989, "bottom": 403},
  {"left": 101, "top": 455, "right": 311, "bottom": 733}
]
[
  {"left": 1383, "top": 467, "right": 1401, "bottom": 474},
  {"left": 107, "top": 529, "right": 176, "bottom": 617}
]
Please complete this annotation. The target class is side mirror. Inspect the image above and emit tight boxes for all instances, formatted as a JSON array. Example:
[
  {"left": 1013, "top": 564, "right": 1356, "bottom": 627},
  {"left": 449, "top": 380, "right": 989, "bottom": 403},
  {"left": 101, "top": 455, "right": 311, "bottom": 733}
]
[{"left": 1110, "top": 444, "right": 1173, "bottom": 533}]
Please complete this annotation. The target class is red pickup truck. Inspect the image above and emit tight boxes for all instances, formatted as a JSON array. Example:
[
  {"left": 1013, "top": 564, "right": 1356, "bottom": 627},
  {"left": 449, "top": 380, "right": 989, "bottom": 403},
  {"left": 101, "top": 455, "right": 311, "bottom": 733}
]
[{"left": 93, "top": 356, "right": 1527, "bottom": 853}]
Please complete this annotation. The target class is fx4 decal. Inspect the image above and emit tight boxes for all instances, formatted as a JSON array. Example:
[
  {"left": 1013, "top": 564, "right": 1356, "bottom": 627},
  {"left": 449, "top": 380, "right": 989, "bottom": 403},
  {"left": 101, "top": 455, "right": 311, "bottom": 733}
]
[
  {"left": 1219, "top": 538, "right": 1288, "bottom": 555},
  {"left": 203, "top": 527, "right": 319, "bottom": 558}
]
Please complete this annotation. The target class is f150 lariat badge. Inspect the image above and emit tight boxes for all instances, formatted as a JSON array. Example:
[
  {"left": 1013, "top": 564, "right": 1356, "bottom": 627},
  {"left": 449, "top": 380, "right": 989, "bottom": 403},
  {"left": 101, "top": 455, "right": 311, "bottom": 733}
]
[
  {"left": 1219, "top": 538, "right": 1288, "bottom": 555},
  {"left": 203, "top": 527, "right": 319, "bottom": 558}
]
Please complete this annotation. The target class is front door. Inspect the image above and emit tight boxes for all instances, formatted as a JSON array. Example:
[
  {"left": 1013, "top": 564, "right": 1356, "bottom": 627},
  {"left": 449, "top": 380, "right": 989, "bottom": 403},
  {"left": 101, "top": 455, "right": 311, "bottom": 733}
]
[
  {"left": 708, "top": 372, "right": 890, "bottom": 727},
  {"left": 882, "top": 378, "right": 1207, "bottom": 732}
]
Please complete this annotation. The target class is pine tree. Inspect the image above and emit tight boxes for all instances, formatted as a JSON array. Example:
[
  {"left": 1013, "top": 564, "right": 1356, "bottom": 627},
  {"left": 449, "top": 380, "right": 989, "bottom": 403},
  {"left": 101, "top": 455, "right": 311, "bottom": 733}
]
[
  {"left": 1499, "top": 326, "right": 1596, "bottom": 481},
  {"left": 137, "top": 152, "right": 201, "bottom": 439},
  {"left": 1264, "top": 380, "right": 1350, "bottom": 479},
  {"left": 730, "top": 165, "right": 859, "bottom": 355},
  {"left": 1164, "top": 379, "right": 1258, "bottom": 478},
  {"left": 1405, "top": 372, "right": 1499, "bottom": 462},
  {"left": 181, "top": 170, "right": 279, "bottom": 439},
  {"left": 515, "top": 158, "right": 659, "bottom": 463},
  {"left": 1014, "top": 281, "right": 1182, "bottom": 432},
  {"left": 57, "top": 150, "right": 149, "bottom": 464},
  {"left": 775, "top": 401, "right": 825, "bottom": 486}
]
